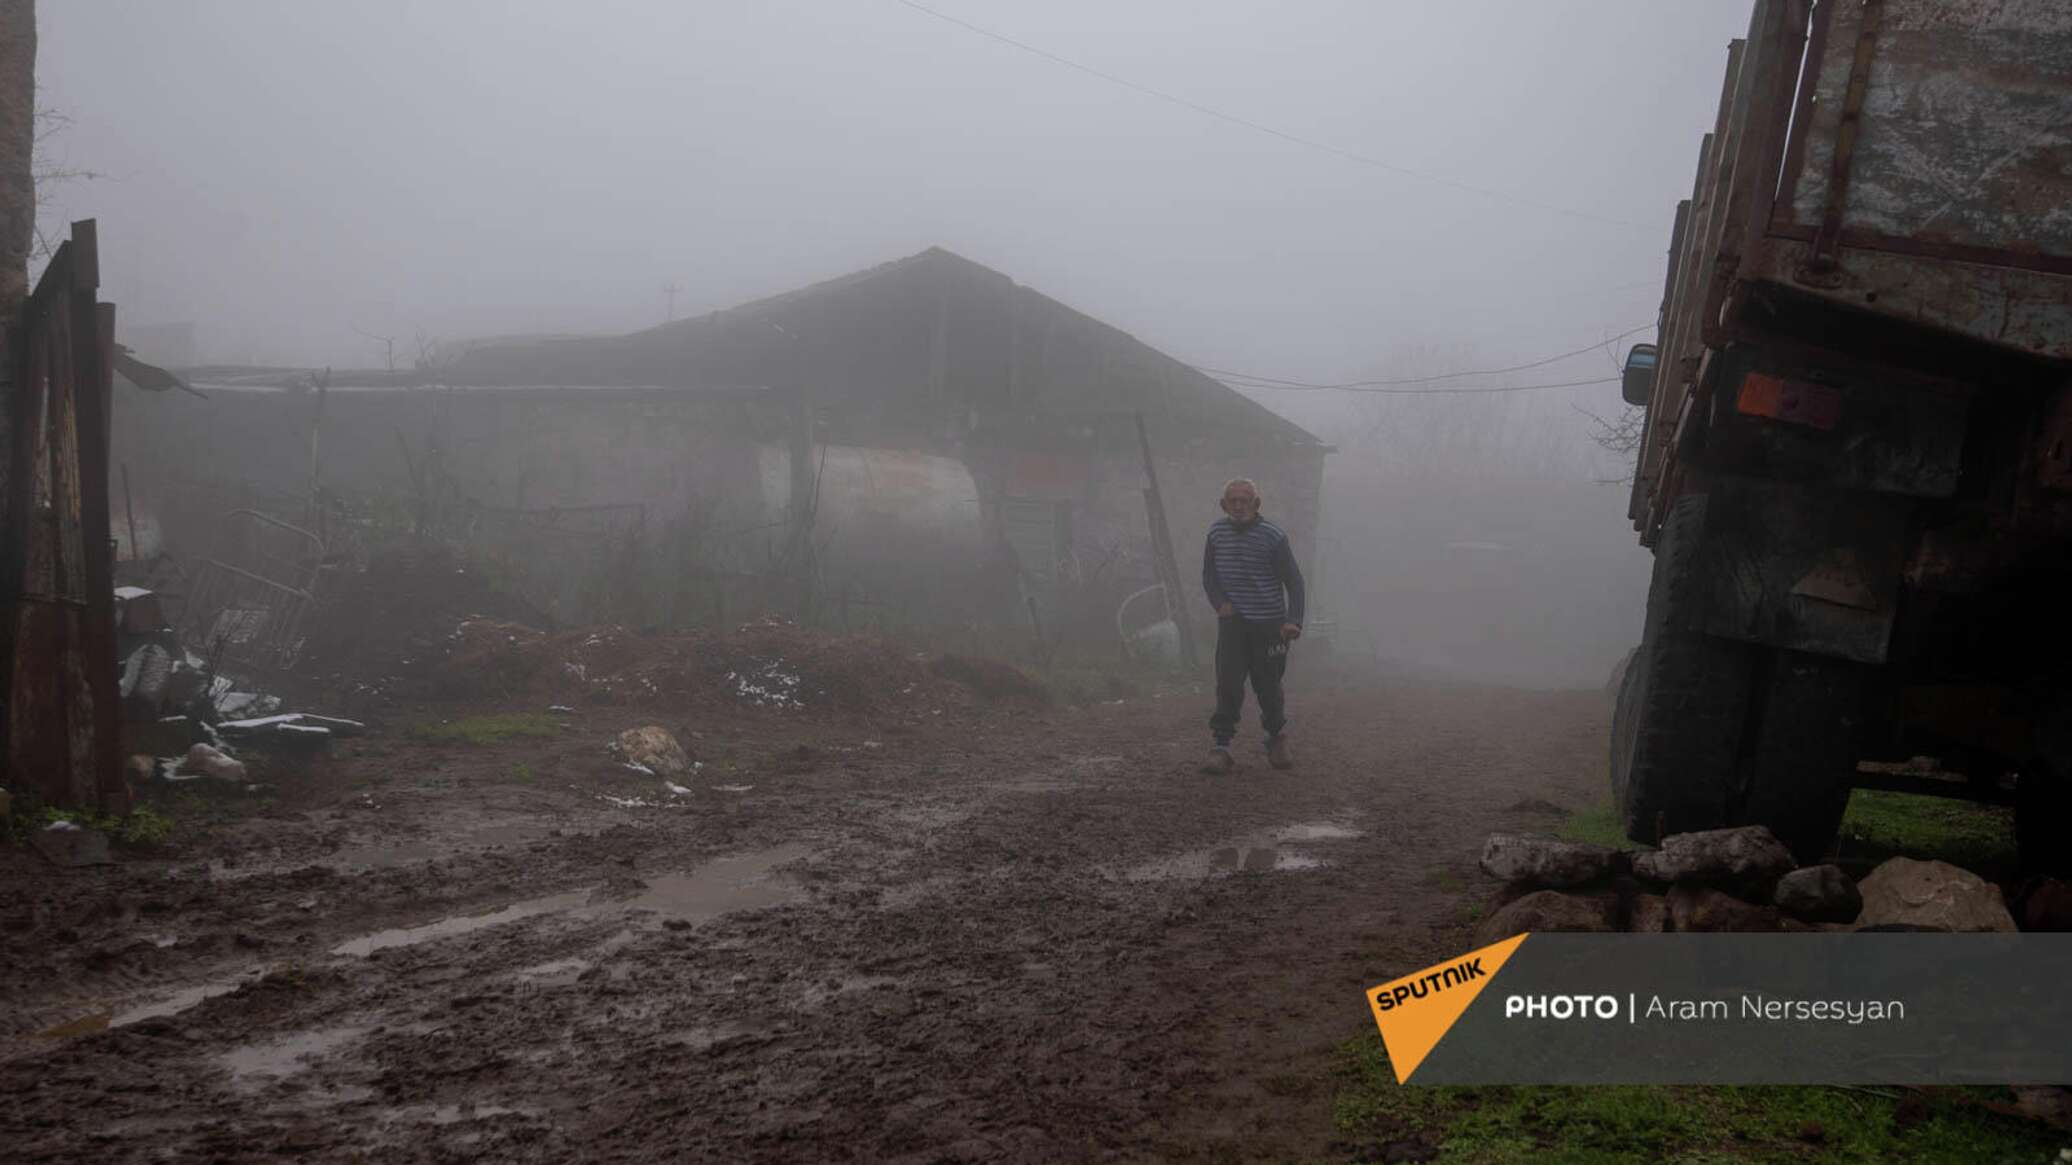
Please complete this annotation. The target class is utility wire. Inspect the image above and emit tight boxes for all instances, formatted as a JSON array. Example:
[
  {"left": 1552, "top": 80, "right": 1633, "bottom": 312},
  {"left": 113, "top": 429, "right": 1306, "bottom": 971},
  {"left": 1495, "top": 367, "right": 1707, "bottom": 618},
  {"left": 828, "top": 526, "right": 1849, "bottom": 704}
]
[
  {"left": 1197, "top": 321, "right": 1653, "bottom": 391},
  {"left": 891, "top": 0, "right": 1638, "bottom": 229},
  {"left": 1215, "top": 373, "right": 1620, "bottom": 396}
]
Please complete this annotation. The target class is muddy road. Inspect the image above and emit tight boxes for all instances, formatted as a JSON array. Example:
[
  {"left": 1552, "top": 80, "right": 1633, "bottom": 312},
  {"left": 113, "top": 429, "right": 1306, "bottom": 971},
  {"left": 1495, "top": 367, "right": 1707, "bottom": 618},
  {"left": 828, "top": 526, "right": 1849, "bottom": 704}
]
[{"left": 3, "top": 665, "right": 1608, "bottom": 1162}]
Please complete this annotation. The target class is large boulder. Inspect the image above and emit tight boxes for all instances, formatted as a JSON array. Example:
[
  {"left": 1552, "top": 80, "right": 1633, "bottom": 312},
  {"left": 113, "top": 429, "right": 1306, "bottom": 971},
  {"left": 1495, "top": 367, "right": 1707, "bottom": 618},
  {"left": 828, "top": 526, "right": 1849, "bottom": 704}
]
[
  {"left": 614, "top": 726, "right": 692, "bottom": 777},
  {"left": 1668, "top": 885, "right": 1783, "bottom": 932},
  {"left": 1627, "top": 893, "right": 1671, "bottom": 933},
  {"left": 1479, "top": 833, "right": 1618, "bottom": 888},
  {"left": 1473, "top": 890, "right": 1614, "bottom": 946},
  {"left": 1773, "top": 865, "right": 1862, "bottom": 923},
  {"left": 2015, "top": 878, "right": 2072, "bottom": 932},
  {"left": 1633, "top": 826, "right": 1796, "bottom": 899},
  {"left": 1854, "top": 857, "right": 2016, "bottom": 932}
]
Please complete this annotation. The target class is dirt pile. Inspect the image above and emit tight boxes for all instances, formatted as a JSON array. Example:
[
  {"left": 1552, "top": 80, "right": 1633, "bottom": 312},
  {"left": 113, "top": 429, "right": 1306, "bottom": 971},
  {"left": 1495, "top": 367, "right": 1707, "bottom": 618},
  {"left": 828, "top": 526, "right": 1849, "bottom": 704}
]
[
  {"left": 299, "top": 568, "right": 1054, "bottom": 720},
  {"left": 294, "top": 543, "right": 551, "bottom": 698}
]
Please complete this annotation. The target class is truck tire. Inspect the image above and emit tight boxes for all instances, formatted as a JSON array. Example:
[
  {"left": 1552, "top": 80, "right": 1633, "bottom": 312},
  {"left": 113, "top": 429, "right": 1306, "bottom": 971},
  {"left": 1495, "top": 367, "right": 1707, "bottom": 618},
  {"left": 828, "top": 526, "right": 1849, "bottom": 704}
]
[
  {"left": 2017, "top": 760, "right": 2072, "bottom": 878},
  {"left": 1611, "top": 493, "right": 1755, "bottom": 845},
  {"left": 1732, "top": 650, "right": 1866, "bottom": 863}
]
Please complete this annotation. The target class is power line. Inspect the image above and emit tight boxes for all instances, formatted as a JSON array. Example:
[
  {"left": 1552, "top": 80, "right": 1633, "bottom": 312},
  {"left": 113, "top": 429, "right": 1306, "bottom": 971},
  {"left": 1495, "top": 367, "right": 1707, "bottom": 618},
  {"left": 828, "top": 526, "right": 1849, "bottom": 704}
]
[
  {"left": 1197, "top": 321, "right": 1654, "bottom": 391},
  {"left": 890, "top": 0, "right": 1638, "bottom": 229},
  {"left": 1216, "top": 373, "right": 1620, "bottom": 396}
]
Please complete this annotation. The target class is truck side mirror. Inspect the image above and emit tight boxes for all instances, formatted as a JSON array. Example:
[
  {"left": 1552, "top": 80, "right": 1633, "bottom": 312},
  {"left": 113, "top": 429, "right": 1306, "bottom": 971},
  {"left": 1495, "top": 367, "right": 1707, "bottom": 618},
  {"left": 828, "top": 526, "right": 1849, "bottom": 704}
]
[{"left": 1622, "top": 343, "right": 1658, "bottom": 406}]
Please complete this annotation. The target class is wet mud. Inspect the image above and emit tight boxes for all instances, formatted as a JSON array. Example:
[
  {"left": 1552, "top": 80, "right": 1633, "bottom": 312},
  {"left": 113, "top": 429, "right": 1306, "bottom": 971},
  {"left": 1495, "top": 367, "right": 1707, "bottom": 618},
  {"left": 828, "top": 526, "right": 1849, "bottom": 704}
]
[{"left": 1, "top": 670, "right": 1608, "bottom": 1162}]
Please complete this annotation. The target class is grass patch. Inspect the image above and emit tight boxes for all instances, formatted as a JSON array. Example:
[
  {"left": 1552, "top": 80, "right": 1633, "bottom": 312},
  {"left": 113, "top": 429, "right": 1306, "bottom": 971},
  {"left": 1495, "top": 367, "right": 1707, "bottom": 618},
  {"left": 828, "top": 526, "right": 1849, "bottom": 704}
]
[
  {"left": 1562, "top": 790, "right": 2015, "bottom": 873},
  {"left": 409, "top": 712, "right": 562, "bottom": 746},
  {"left": 1557, "top": 801, "right": 1630, "bottom": 850},
  {"left": 510, "top": 762, "right": 538, "bottom": 783},
  {"left": 1835, "top": 789, "right": 2014, "bottom": 875},
  {"left": 1333, "top": 1034, "right": 2064, "bottom": 1163},
  {"left": 1426, "top": 867, "right": 1468, "bottom": 894},
  {"left": 26, "top": 805, "right": 176, "bottom": 848}
]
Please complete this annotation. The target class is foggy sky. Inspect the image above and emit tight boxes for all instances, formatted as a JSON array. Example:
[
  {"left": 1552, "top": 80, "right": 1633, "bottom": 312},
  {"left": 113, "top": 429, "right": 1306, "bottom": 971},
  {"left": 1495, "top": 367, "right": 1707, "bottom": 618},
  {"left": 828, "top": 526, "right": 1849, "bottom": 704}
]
[
  {"left": 43, "top": 1, "right": 1748, "bottom": 381},
  {"left": 41, "top": 1, "right": 1757, "bottom": 685}
]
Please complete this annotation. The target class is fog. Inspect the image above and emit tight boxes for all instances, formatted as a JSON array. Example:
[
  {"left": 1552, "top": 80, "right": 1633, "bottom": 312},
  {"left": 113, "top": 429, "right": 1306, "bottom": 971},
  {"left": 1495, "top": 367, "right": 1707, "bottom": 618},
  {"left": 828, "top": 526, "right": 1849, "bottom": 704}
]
[{"left": 41, "top": 1, "right": 1753, "bottom": 687}]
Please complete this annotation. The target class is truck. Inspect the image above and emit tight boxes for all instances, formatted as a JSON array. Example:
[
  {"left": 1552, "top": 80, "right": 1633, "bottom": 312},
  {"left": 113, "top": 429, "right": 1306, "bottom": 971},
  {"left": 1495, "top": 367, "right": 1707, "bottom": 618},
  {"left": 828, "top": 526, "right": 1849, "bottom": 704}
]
[{"left": 1612, "top": 0, "right": 2072, "bottom": 869}]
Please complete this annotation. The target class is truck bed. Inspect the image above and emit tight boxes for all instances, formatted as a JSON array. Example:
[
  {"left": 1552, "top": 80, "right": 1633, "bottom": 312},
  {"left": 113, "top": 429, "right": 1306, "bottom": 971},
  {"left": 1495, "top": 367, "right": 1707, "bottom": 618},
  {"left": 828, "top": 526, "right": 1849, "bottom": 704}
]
[{"left": 1631, "top": 0, "right": 2072, "bottom": 537}]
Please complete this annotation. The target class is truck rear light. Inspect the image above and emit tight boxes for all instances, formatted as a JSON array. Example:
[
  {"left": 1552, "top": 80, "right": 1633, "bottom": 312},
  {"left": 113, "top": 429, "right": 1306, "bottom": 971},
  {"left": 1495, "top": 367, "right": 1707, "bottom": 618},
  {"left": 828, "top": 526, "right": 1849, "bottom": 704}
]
[{"left": 1736, "top": 373, "right": 1842, "bottom": 431}]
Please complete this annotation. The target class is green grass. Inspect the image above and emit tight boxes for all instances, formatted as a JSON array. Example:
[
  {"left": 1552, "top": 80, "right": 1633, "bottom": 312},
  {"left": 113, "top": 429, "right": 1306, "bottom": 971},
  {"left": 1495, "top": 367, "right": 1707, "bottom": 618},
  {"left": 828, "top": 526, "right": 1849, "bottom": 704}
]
[
  {"left": 510, "top": 762, "right": 538, "bottom": 783},
  {"left": 1834, "top": 789, "right": 2015, "bottom": 875},
  {"left": 1557, "top": 801, "right": 1631, "bottom": 850},
  {"left": 1426, "top": 867, "right": 1468, "bottom": 894},
  {"left": 1333, "top": 1034, "right": 2065, "bottom": 1164},
  {"left": 27, "top": 805, "right": 176, "bottom": 848},
  {"left": 1557, "top": 791, "right": 2013, "bottom": 873},
  {"left": 409, "top": 712, "right": 562, "bottom": 746}
]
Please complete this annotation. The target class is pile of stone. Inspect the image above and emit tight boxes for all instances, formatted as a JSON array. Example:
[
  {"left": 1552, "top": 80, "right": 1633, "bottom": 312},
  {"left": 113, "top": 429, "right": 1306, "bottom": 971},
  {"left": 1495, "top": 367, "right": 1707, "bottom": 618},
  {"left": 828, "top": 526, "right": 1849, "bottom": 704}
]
[{"left": 1471, "top": 825, "right": 2057, "bottom": 944}]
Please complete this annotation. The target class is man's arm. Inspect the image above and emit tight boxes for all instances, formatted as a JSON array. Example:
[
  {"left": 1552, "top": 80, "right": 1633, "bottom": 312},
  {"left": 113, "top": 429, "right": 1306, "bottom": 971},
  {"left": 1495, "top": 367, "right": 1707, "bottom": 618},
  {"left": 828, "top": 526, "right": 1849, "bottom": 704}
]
[
  {"left": 1202, "top": 533, "right": 1231, "bottom": 613},
  {"left": 1272, "top": 535, "right": 1307, "bottom": 627}
]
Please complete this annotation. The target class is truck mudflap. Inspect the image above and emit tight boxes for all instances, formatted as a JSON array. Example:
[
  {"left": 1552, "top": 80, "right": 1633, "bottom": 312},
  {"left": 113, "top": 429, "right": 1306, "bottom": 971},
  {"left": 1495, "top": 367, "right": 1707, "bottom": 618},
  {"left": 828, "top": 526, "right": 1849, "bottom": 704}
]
[{"left": 1687, "top": 474, "right": 1911, "bottom": 664}]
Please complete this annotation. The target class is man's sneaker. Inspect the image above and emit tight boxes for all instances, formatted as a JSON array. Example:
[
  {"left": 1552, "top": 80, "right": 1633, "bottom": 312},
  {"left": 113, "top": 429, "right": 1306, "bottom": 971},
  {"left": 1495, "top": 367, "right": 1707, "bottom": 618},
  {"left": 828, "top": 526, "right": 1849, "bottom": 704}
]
[
  {"left": 1266, "top": 735, "right": 1294, "bottom": 770},
  {"left": 1201, "top": 746, "right": 1235, "bottom": 775}
]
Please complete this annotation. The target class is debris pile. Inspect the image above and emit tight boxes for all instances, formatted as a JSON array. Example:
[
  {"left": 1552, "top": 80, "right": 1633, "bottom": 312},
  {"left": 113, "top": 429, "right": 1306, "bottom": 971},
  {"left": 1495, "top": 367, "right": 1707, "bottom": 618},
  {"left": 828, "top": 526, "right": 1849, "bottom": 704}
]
[
  {"left": 296, "top": 563, "right": 1049, "bottom": 717},
  {"left": 104, "top": 577, "right": 366, "bottom": 805},
  {"left": 1472, "top": 826, "right": 2046, "bottom": 941}
]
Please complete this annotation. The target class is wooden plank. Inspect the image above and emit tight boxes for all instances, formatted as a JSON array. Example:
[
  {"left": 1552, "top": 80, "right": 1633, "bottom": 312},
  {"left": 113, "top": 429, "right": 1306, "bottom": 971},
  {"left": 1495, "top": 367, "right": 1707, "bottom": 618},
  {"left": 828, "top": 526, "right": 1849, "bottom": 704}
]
[
  {"left": 81, "top": 300, "right": 126, "bottom": 809},
  {"left": 0, "top": 223, "right": 123, "bottom": 811}
]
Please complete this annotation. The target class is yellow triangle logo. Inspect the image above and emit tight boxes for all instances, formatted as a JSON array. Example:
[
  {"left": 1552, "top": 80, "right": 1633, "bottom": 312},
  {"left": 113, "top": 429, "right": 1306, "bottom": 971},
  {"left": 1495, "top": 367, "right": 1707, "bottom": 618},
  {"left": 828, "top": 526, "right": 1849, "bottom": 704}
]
[{"left": 1365, "top": 933, "right": 1528, "bottom": 1083}]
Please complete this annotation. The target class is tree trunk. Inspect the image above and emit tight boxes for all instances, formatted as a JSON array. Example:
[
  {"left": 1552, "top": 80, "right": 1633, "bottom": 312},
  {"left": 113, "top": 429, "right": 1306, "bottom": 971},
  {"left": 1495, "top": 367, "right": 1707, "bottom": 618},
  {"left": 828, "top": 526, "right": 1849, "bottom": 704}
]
[{"left": 0, "top": 0, "right": 31, "bottom": 309}]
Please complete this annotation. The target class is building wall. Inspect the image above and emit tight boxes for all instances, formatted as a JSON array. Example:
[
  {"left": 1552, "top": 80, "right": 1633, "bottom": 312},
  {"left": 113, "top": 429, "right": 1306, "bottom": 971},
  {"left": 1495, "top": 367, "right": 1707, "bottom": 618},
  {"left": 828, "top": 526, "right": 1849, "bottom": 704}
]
[{"left": 113, "top": 252, "right": 1326, "bottom": 643}]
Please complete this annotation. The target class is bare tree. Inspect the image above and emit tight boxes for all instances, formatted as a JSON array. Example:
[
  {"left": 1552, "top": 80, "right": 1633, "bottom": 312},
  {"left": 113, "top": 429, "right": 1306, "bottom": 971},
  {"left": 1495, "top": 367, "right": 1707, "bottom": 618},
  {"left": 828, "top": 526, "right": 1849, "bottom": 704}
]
[
  {"left": 351, "top": 323, "right": 398, "bottom": 371},
  {"left": 1574, "top": 403, "right": 1645, "bottom": 484},
  {"left": 0, "top": 0, "right": 33, "bottom": 308},
  {"left": 28, "top": 106, "right": 104, "bottom": 270}
]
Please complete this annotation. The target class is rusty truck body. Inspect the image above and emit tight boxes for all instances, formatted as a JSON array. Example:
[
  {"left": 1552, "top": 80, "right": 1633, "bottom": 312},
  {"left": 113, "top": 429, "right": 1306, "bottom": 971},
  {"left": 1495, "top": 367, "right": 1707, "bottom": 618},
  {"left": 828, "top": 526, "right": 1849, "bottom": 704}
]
[{"left": 1612, "top": 0, "right": 2072, "bottom": 866}]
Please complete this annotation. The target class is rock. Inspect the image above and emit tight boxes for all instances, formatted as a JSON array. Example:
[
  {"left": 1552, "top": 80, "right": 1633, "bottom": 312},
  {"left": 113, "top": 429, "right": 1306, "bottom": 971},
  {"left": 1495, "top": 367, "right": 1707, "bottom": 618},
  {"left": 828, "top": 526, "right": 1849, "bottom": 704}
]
[
  {"left": 179, "top": 742, "right": 248, "bottom": 783},
  {"left": 1667, "top": 885, "right": 1782, "bottom": 932},
  {"left": 1773, "top": 864, "right": 1862, "bottom": 923},
  {"left": 1627, "top": 893, "right": 1670, "bottom": 933},
  {"left": 2010, "top": 1085, "right": 2072, "bottom": 1131},
  {"left": 33, "top": 821, "right": 114, "bottom": 867},
  {"left": 2013, "top": 878, "right": 2072, "bottom": 932},
  {"left": 1855, "top": 857, "right": 2016, "bottom": 932},
  {"left": 1472, "top": 890, "right": 1614, "bottom": 946},
  {"left": 614, "top": 726, "right": 691, "bottom": 777},
  {"left": 1479, "top": 833, "right": 1618, "bottom": 888},
  {"left": 1632, "top": 826, "right": 1796, "bottom": 899}
]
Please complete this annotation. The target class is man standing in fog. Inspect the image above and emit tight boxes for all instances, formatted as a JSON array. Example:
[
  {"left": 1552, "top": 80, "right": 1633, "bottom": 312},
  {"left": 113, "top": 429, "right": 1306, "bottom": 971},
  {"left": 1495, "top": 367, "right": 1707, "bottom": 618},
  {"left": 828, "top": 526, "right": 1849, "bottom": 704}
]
[{"left": 1199, "top": 478, "right": 1305, "bottom": 774}]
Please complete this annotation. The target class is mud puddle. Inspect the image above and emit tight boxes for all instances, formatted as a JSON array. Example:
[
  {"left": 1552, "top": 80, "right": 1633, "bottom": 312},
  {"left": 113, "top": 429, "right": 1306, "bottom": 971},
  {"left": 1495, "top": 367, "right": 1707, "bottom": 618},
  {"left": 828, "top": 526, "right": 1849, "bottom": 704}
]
[
  {"left": 52, "top": 845, "right": 814, "bottom": 1038},
  {"left": 1117, "top": 819, "right": 1362, "bottom": 882},
  {"left": 614, "top": 844, "right": 811, "bottom": 925},
  {"left": 114, "top": 970, "right": 269, "bottom": 1028},
  {"left": 332, "top": 890, "right": 594, "bottom": 957},
  {"left": 219, "top": 1024, "right": 368, "bottom": 1091}
]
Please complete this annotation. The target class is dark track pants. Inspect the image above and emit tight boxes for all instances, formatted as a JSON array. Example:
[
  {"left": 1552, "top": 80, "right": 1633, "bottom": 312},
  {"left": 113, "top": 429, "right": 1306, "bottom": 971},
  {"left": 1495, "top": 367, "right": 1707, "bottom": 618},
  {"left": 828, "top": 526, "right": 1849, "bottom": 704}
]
[{"left": 1210, "top": 616, "right": 1289, "bottom": 745}]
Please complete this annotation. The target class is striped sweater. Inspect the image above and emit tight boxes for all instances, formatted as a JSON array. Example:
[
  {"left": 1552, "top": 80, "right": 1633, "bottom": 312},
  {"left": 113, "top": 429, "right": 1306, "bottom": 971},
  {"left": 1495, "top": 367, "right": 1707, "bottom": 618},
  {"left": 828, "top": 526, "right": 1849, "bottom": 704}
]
[{"left": 1201, "top": 516, "right": 1306, "bottom": 625}]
